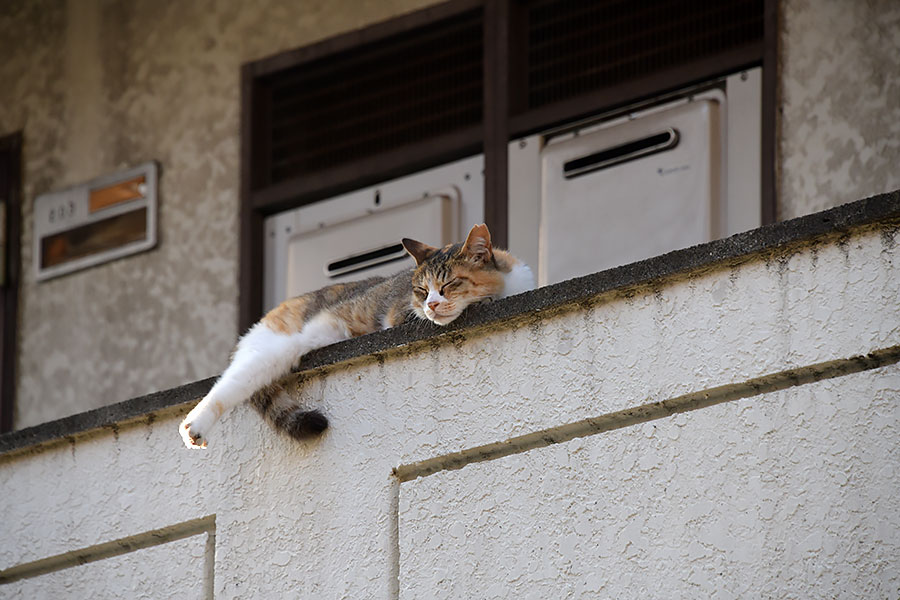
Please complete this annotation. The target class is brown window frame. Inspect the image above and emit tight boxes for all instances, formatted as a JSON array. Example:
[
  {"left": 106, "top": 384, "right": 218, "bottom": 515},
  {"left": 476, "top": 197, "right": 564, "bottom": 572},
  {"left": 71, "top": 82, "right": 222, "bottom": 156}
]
[
  {"left": 0, "top": 132, "right": 22, "bottom": 433},
  {"left": 239, "top": 0, "right": 777, "bottom": 332}
]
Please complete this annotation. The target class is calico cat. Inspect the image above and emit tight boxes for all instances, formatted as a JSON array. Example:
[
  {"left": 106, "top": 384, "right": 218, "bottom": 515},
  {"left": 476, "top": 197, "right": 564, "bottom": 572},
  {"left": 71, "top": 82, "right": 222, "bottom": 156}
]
[{"left": 179, "top": 223, "right": 534, "bottom": 448}]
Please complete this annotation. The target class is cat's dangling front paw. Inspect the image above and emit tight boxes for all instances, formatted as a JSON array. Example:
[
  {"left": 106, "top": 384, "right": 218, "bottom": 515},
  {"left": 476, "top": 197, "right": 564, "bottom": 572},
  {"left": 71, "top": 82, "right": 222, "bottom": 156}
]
[{"left": 179, "top": 407, "right": 214, "bottom": 449}]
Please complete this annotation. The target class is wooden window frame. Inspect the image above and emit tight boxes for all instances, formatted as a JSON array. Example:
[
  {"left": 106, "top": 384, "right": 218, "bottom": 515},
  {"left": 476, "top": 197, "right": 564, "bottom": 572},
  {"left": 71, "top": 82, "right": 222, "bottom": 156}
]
[
  {"left": 239, "top": 0, "right": 776, "bottom": 332},
  {"left": 0, "top": 132, "right": 22, "bottom": 433}
]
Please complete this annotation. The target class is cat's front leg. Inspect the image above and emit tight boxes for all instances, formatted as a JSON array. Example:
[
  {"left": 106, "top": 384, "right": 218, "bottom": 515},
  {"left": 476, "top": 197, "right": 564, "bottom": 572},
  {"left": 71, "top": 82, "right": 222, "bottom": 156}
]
[
  {"left": 180, "top": 398, "right": 217, "bottom": 448},
  {"left": 179, "top": 313, "right": 349, "bottom": 448},
  {"left": 180, "top": 322, "right": 300, "bottom": 449}
]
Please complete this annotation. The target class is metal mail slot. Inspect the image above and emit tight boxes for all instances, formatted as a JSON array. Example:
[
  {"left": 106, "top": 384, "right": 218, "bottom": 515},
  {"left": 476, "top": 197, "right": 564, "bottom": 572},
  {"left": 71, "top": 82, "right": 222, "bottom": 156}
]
[
  {"left": 34, "top": 162, "right": 158, "bottom": 281},
  {"left": 563, "top": 128, "right": 680, "bottom": 178},
  {"left": 325, "top": 243, "right": 410, "bottom": 278}
]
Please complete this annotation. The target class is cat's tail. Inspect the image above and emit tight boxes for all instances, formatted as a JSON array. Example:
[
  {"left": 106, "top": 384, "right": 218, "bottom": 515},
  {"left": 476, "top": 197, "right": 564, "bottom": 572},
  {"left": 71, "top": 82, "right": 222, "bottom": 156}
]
[{"left": 250, "top": 383, "right": 329, "bottom": 440}]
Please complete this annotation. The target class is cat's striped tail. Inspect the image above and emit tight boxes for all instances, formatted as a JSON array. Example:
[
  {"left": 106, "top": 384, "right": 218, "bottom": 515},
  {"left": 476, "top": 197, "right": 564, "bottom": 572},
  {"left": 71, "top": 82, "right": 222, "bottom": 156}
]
[{"left": 250, "top": 383, "right": 329, "bottom": 440}]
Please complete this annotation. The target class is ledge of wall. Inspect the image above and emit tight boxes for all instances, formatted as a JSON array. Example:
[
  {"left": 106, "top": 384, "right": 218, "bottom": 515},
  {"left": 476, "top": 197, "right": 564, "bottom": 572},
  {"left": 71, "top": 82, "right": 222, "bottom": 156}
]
[{"left": 2, "top": 189, "right": 898, "bottom": 457}]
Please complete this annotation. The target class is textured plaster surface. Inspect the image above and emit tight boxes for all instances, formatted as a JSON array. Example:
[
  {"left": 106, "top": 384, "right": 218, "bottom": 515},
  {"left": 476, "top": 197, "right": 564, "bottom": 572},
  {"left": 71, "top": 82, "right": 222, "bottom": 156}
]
[
  {"left": 4, "top": 535, "right": 207, "bottom": 599},
  {"left": 1, "top": 222, "right": 897, "bottom": 597},
  {"left": 778, "top": 0, "right": 900, "bottom": 219},
  {"left": 0, "top": 392, "right": 406, "bottom": 598},
  {"left": 0, "top": 0, "right": 440, "bottom": 428},
  {"left": 382, "top": 224, "right": 900, "bottom": 467},
  {"left": 399, "top": 366, "right": 900, "bottom": 599}
]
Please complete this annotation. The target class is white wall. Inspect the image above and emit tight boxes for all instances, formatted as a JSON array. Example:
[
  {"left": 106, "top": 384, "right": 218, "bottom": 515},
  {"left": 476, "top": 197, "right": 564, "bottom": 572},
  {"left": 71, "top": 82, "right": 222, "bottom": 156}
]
[
  {"left": 1, "top": 220, "right": 898, "bottom": 598},
  {"left": 400, "top": 370, "right": 900, "bottom": 598}
]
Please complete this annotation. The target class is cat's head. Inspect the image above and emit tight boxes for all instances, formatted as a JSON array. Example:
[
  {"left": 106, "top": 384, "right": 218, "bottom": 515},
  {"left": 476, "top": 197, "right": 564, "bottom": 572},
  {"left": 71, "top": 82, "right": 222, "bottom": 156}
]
[{"left": 402, "top": 224, "right": 504, "bottom": 326}]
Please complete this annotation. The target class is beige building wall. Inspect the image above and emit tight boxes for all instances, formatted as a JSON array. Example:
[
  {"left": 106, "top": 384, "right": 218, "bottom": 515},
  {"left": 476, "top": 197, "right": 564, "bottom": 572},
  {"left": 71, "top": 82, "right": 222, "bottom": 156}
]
[
  {"left": 778, "top": 0, "right": 900, "bottom": 219},
  {"left": 0, "top": 0, "right": 440, "bottom": 428},
  {"left": 1, "top": 0, "right": 899, "bottom": 428}
]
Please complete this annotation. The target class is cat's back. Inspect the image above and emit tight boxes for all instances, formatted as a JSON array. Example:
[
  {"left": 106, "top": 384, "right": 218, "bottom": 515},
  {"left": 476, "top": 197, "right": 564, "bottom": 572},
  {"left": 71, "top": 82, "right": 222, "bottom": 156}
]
[
  {"left": 333, "top": 266, "right": 418, "bottom": 332},
  {"left": 262, "top": 276, "right": 389, "bottom": 334}
]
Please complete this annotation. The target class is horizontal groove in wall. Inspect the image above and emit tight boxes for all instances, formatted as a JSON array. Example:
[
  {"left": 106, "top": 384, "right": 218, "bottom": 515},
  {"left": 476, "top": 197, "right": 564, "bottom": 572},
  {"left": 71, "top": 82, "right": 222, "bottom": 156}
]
[
  {"left": 394, "top": 345, "right": 900, "bottom": 483},
  {"left": 0, "top": 515, "right": 216, "bottom": 585}
]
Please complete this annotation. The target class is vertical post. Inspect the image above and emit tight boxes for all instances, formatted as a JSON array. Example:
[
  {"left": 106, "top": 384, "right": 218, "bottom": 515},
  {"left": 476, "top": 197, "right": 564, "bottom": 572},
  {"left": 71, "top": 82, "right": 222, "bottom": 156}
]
[
  {"left": 239, "top": 65, "right": 266, "bottom": 333},
  {"left": 203, "top": 526, "right": 216, "bottom": 600},
  {"left": 483, "top": 0, "right": 510, "bottom": 248},
  {"left": 761, "top": 0, "right": 778, "bottom": 224},
  {"left": 0, "top": 132, "right": 22, "bottom": 433}
]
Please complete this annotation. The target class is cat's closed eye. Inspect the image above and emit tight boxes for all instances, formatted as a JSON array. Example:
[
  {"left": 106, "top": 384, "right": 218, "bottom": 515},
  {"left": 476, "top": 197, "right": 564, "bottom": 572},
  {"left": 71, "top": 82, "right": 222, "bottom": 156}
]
[{"left": 440, "top": 278, "right": 466, "bottom": 295}]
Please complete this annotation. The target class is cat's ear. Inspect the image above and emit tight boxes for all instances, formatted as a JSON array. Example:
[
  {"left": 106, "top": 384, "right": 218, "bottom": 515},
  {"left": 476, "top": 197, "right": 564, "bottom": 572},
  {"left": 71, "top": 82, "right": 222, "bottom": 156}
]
[
  {"left": 402, "top": 238, "right": 438, "bottom": 266},
  {"left": 461, "top": 223, "right": 493, "bottom": 264}
]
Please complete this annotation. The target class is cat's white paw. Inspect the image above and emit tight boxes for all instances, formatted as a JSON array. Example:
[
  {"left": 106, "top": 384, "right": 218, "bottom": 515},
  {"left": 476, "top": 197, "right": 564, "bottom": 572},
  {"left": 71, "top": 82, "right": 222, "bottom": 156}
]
[{"left": 179, "top": 408, "right": 215, "bottom": 449}]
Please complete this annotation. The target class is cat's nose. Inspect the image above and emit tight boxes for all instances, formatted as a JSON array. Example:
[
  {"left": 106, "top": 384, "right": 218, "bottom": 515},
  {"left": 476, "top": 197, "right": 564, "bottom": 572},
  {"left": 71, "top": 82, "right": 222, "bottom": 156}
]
[{"left": 427, "top": 300, "right": 441, "bottom": 311}]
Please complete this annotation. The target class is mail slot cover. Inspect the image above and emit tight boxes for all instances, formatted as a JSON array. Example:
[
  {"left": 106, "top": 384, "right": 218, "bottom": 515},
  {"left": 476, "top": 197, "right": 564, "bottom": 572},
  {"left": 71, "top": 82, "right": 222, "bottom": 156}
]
[{"left": 34, "top": 162, "right": 158, "bottom": 281}]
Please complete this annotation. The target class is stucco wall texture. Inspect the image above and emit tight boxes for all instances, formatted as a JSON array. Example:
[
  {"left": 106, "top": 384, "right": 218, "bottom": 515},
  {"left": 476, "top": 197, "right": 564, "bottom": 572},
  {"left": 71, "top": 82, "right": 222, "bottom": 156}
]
[
  {"left": 1, "top": 220, "right": 897, "bottom": 597},
  {"left": 400, "top": 372, "right": 900, "bottom": 599},
  {"left": 0, "top": 0, "right": 440, "bottom": 429},
  {"left": 5, "top": 536, "right": 208, "bottom": 599},
  {"left": 778, "top": 0, "right": 900, "bottom": 219}
]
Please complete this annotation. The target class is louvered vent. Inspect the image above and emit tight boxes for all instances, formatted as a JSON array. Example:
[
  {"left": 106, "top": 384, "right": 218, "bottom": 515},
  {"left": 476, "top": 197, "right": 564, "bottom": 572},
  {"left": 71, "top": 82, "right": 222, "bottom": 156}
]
[
  {"left": 522, "top": 0, "right": 763, "bottom": 111},
  {"left": 264, "top": 9, "right": 483, "bottom": 186}
]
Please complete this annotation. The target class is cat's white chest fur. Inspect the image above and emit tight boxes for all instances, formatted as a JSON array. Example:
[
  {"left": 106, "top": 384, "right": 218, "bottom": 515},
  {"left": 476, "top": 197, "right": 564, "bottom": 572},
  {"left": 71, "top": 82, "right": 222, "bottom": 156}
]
[{"left": 502, "top": 262, "right": 535, "bottom": 298}]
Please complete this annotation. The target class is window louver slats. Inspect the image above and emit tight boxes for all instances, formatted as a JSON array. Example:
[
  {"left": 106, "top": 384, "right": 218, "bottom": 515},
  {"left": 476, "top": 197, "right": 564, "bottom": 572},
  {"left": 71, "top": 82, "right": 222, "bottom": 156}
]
[
  {"left": 264, "top": 9, "right": 484, "bottom": 187},
  {"left": 522, "top": 0, "right": 764, "bottom": 112}
]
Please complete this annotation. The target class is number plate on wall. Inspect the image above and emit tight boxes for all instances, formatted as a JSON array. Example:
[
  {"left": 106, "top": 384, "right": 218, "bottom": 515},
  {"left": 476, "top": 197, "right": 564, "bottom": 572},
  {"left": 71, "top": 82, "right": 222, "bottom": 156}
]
[{"left": 34, "top": 162, "right": 158, "bottom": 281}]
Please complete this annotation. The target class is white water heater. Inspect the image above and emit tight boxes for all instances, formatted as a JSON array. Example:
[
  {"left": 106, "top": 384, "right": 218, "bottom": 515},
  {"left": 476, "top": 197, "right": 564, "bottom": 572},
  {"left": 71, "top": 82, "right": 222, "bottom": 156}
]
[
  {"left": 538, "top": 93, "right": 723, "bottom": 285},
  {"left": 509, "top": 69, "right": 762, "bottom": 287},
  {"left": 263, "top": 155, "right": 483, "bottom": 312}
]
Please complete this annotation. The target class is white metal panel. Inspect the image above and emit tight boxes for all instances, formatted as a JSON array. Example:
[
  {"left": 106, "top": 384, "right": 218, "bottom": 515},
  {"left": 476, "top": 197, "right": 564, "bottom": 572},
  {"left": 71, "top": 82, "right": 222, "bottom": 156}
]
[
  {"left": 725, "top": 68, "right": 762, "bottom": 235},
  {"left": 539, "top": 96, "right": 723, "bottom": 286},
  {"left": 264, "top": 155, "right": 482, "bottom": 310},
  {"left": 507, "top": 136, "right": 542, "bottom": 278},
  {"left": 284, "top": 192, "right": 457, "bottom": 299}
]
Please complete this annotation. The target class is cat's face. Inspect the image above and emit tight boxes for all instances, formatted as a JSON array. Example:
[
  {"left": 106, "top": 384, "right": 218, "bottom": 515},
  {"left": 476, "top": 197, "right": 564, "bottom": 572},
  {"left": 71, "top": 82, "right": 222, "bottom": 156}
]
[{"left": 403, "top": 224, "right": 504, "bottom": 325}]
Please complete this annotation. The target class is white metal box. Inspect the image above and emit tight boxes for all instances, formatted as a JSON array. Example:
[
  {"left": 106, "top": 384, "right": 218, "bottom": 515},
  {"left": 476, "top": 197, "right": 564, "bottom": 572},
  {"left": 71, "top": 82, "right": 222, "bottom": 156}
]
[
  {"left": 539, "top": 94, "right": 723, "bottom": 286},
  {"left": 509, "top": 68, "right": 762, "bottom": 286},
  {"left": 263, "top": 155, "right": 483, "bottom": 311}
]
